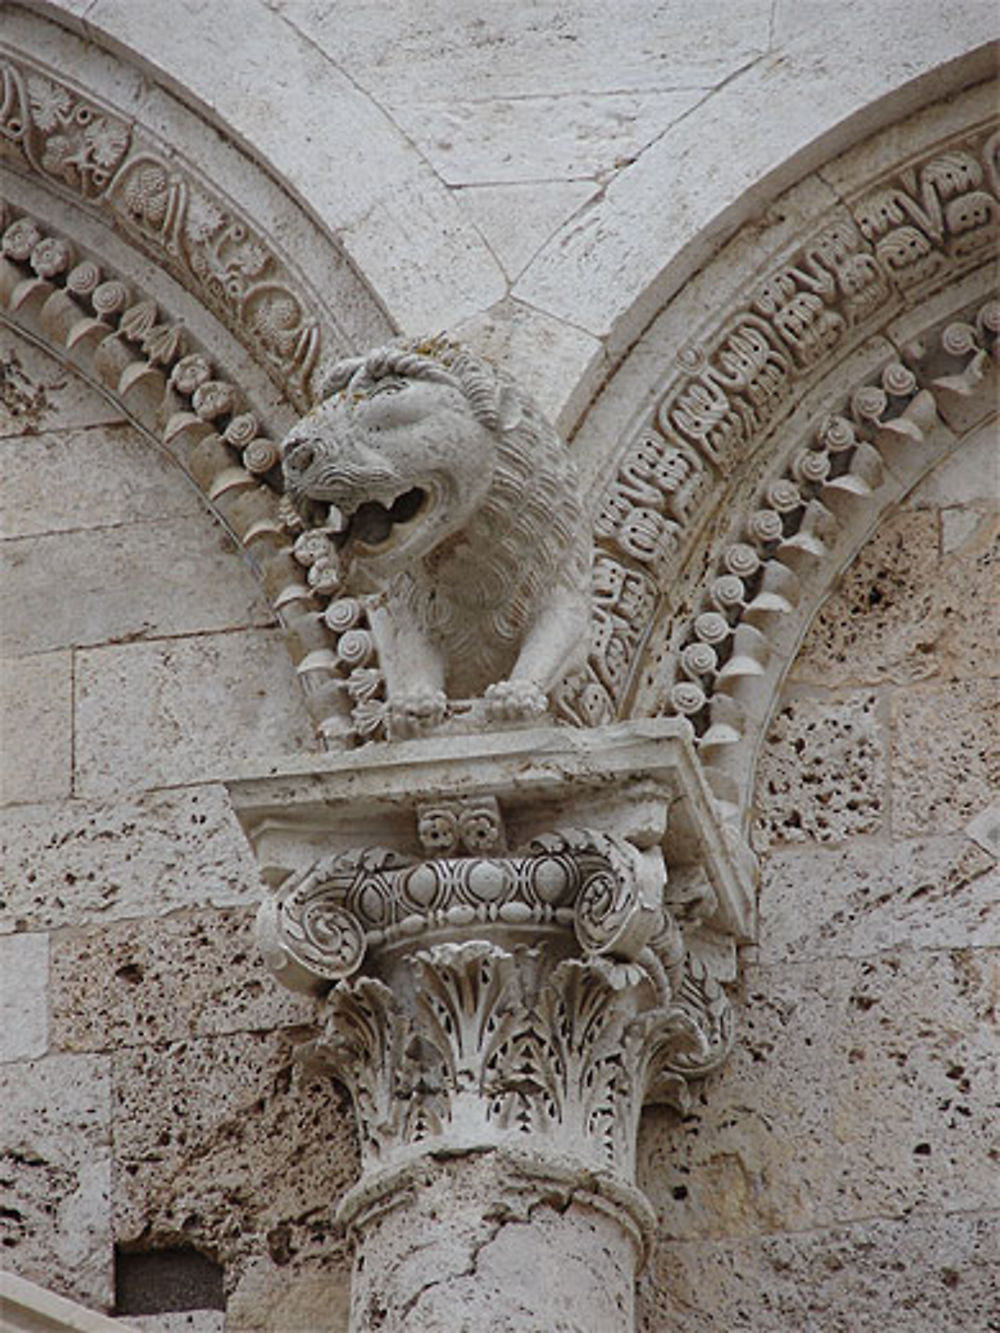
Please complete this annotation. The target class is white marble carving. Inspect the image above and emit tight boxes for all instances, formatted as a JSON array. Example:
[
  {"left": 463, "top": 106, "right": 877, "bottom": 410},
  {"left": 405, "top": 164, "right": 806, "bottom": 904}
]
[{"left": 281, "top": 339, "right": 591, "bottom": 738}]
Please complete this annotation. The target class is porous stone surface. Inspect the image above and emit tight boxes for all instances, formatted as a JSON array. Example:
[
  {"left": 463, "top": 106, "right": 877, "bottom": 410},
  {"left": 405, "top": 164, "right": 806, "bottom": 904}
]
[
  {"left": 639, "top": 962, "right": 839, "bottom": 1240},
  {"left": 49, "top": 908, "right": 314, "bottom": 1052},
  {"left": 0, "top": 1054, "right": 113, "bottom": 1310},
  {"left": 637, "top": 1208, "right": 1000, "bottom": 1333},
  {"left": 1, "top": 518, "right": 274, "bottom": 657},
  {"left": 73, "top": 629, "right": 313, "bottom": 798},
  {"left": 111, "top": 1029, "right": 355, "bottom": 1323},
  {"left": 225, "top": 1261, "right": 351, "bottom": 1333},
  {"left": 0, "top": 337, "right": 123, "bottom": 438},
  {"left": 829, "top": 948, "right": 998, "bottom": 1219},
  {"left": 1, "top": 13, "right": 997, "bottom": 1329},
  {"left": 0, "top": 786, "right": 264, "bottom": 933},
  {"left": 126, "top": 1315, "right": 224, "bottom": 1333},
  {"left": 758, "top": 835, "right": 998, "bottom": 963},
  {"left": 0, "top": 650, "right": 72, "bottom": 806},
  {"left": 0, "top": 419, "right": 202, "bottom": 539},
  {"left": 891, "top": 678, "right": 1000, "bottom": 837},
  {"left": 793, "top": 508, "right": 999, "bottom": 687},
  {"left": 751, "top": 692, "right": 885, "bottom": 850},
  {"left": 633, "top": 432, "right": 999, "bottom": 1329}
]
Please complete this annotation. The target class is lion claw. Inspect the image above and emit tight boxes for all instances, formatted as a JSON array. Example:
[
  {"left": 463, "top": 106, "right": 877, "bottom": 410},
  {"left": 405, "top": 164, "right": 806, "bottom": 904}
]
[
  {"left": 389, "top": 690, "right": 449, "bottom": 738},
  {"left": 484, "top": 679, "right": 549, "bottom": 723}
]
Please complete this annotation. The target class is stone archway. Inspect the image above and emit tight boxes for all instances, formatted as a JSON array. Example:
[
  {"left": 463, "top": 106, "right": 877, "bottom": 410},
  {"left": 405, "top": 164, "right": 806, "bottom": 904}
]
[{"left": 1, "top": 7, "right": 996, "bottom": 1329}]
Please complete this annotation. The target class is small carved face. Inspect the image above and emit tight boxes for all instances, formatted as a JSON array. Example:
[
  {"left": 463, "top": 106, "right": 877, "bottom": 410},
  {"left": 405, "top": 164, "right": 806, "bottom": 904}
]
[{"left": 281, "top": 374, "right": 499, "bottom": 574}]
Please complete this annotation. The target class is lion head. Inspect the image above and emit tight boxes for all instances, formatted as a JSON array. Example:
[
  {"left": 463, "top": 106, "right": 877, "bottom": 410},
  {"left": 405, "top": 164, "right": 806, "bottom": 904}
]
[{"left": 281, "top": 338, "right": 531, "bottom": 580}]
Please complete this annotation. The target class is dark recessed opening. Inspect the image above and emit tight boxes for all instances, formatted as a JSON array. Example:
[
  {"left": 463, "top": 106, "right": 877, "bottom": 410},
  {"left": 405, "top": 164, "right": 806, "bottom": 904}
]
[{"left": 114, "top": 1246, "right": 225, "bottom": 1315}]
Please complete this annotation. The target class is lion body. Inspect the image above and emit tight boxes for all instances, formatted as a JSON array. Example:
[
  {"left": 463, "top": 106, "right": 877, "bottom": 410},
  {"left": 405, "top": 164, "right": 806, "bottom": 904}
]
[{"left": 281, "top": 339, "right": 591, "bottom": 730}]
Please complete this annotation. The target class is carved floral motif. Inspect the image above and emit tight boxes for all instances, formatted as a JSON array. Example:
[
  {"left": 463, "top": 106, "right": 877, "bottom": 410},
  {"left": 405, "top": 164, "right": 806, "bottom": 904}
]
[
  {"left": 251, "top": 743, "right": 740, "bottom": 1201},
  {"left": 304, "top": 940, "right": 713, "bottom": 1180},
  {"left": 0, "top": 54, "right": 322, "bottom": 398},
  {"left": 256, "top": 813, "right": 689, "bottom": 987}
]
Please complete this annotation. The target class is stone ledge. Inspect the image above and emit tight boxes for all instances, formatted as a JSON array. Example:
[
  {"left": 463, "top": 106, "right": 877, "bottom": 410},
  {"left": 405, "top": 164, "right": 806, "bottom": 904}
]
[
  {"left": 0, "top": 1272, "right": 137, "bottom": 1333},
  {"left": 224, "top": 719, "right": 756, "bottom": 941}
]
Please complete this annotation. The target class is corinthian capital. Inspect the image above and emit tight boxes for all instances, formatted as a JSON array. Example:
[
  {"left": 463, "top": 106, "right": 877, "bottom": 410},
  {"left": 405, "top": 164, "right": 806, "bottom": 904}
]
[{"left": 228, "top": 721, "right": 754, "bottom": 1237}]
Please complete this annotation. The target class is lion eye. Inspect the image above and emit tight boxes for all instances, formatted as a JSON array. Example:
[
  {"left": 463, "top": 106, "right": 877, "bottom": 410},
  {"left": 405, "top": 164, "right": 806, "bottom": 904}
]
[
  {"left": 370, "top": 379, "right": 405, "bottom": 397},
  {"left": 286, "top": 442, "right": 317, "bottom": 472}
]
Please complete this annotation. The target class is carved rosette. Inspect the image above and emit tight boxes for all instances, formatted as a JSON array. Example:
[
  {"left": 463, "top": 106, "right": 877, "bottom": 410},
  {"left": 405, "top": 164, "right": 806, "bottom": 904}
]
[{"left": 238, "top": 725, "right": 752, "bottom": 1245}]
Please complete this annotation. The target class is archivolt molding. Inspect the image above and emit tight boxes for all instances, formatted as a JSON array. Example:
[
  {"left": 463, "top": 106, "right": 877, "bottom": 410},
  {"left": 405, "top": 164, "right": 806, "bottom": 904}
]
[
  {"left": 1, "top": 43, "right": 995, "bottom": 802},
  {"left": 0, "top": 198, "right": 349, "bottom": 736},
  {"left": 561, "top": 82, "right": 998, "bottom": 825},
  {"left": 644, "top": 294, "right": 997, "bottom": 826},
  {"left": 0, "top": 34, "right": 393, "bottom": 411}
]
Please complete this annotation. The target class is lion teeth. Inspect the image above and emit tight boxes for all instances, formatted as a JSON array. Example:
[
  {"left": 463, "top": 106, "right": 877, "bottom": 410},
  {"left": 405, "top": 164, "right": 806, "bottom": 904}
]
[{"left": 326, "top": 503, "right": 347, "bottom": 533}]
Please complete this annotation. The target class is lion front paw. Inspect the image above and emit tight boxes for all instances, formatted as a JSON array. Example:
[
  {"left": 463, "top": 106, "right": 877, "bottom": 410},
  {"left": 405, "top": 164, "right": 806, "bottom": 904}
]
[
  {"left": 389, "top": 690, "right": 449, "bottom": 738},
  {"left": 484, "top": 678, "right": 549, "bottom": 723}
]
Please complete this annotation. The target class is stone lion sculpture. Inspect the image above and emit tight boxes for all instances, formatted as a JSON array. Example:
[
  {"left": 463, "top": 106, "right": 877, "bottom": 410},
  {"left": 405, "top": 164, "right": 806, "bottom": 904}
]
[{"left": 281, "top": 337, "right": 591, "bottom": 736}]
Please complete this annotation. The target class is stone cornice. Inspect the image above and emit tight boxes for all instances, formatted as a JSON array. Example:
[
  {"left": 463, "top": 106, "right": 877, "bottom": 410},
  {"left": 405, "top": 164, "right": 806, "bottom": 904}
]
[{"left": 224, "top": 719, "right": 755, "bottom": 941}]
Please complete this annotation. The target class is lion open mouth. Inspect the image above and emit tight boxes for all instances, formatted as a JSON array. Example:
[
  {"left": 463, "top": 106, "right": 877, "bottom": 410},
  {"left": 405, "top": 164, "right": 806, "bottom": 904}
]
[{"left": 335, "top": 486, "right": 428, "bottom": 549}]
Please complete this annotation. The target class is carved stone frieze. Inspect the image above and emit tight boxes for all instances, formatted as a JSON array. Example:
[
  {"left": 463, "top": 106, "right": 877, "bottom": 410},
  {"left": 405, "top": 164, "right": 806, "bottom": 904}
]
[
  {"left": 644, "top": 295, "right": 998, "bottom": 819},
  {"left": 567, "top": 107, "right": 999, "bottom": 729},
  {"left": 0, "top": 54, "right": 324, "bottom": 400},
  {"left": 0, "top": 199, "right": 358, "bottom": 745}
]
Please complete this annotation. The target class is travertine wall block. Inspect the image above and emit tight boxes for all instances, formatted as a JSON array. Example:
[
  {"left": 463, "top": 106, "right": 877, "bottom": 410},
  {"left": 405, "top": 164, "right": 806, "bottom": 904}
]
[
  {"left": 891, "top": 678, "right": 1000, "bottom": 837},
  {"left": 0, "top": 650, "right": 72, "bottom": 805},
  {"left": 792, "top": 510, "right": 943, "bottom": 687},
  {"left": 225, "top": 1260, "right": 351, "bottom": 1333},
  {"left": 830, "top": 948, "right": 999, "bottom": 1219},
  {"left": 0, "top": 1053, "right": 113, "bottom": 1310},
  {"left": 2, "top": 518, "right": 274, "bottom": 657},
  {"left": 0, "top": 786, "right": 263, "bottom": 933},
  {"left": 73, "top": 629, "right": 313, "bottom": 798},
  {"left": 0, "top": 420, "right": 203, "bottom": 539},
  {"left": 0, "top": 930, "right": 48, "bottom": 1061},
  {"left": 752, "top": 692, "right": 885, "bottom": 849},
  {"left": 112, "top": 1029, "right": 355, "bottom": 1318},
  {"left": 793, "top": 507, "right": 999, "bottom": 688},
  {"left": 128, "top": 1313, "right": 224, "bottom": 1333},
  {"left": 0, "top": 337, "right": 123, "bottom": 438},
  {"left": 638, "top": 1207, "right": 1000, "bottom": 1333},
  {"left": 638, "top": 962, "right": 838, "bottom": 1241},
  {"left": 758, "top": 835, "right": 998, "bottom": 963},
  {"left": 49, "top": 907, "right": 314, "bottom": 1052}
]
